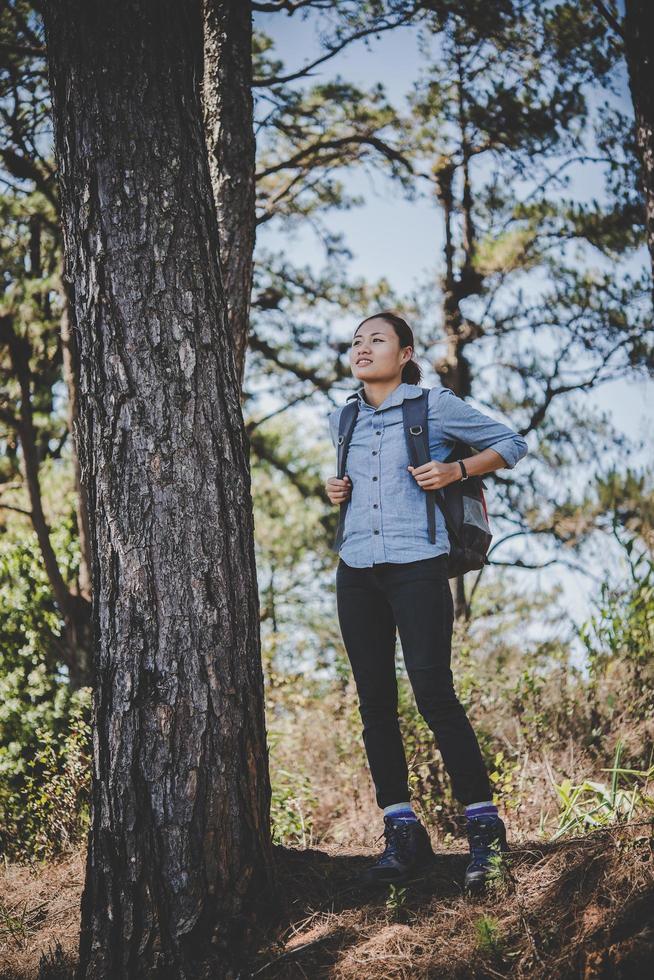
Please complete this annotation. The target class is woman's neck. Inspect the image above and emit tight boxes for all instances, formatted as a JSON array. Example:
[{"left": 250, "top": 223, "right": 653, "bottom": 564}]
[{"left": 362, "top": 378, "right": 403, "bottom": 409}]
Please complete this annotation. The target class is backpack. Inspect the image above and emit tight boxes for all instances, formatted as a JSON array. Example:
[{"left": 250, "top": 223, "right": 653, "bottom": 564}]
[{"left": 332, "top": 386, "right": 492, "bottom": 578}]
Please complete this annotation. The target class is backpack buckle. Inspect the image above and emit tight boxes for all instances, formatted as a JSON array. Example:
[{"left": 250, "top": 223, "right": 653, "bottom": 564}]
[
  {"left": 337, "top": 435, "right": 344, "bottom": 445},
  {"left": 409, "top": 425, "right": 422, "bottom": 435}
]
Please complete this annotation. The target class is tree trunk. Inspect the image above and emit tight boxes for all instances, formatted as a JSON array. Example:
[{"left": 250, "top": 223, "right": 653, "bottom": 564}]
[
  {"left": 42, "top": 1, "right": 275, "bottom": 976},
  {"left": 202, "top": 0, "right": 256, "bottom": 392},
  {"left": 623, "top": 0, "right": 654, "bottom": 304},
  {"left": 433, "top": 153, "right": 481, "bottom": 622}
]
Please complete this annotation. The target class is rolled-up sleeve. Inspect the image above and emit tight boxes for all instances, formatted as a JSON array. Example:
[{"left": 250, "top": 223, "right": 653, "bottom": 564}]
[{"left": 431, "top": 387, "right": 528, "bottom": 469}]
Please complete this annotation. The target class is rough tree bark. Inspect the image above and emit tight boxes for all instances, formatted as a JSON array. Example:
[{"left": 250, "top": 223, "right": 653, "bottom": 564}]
[
  {"left": 42, "top": 1, "right": 275, "bottom": 976},
  {"left": 202, "top": 0, "right": 256, "bottom": 391},
  {"left": 623, "top": 0, "right": 654, "bottom": 303}
]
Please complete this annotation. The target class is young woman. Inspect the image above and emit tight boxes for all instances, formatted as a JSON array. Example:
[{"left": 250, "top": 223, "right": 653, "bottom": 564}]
[{"left": 325, "top": 311, "right": 528, "bottom": 892}]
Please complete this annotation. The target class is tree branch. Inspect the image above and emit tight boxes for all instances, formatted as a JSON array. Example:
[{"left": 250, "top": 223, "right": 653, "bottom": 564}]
[
  {"left": 487, "top": 557, "right": 588, "bottom": 574},
  {"left": 0, "top": 502, "right": 32, "bottom": 517},
  {"left": 519, "top": 338, "right": 632, "bottom": 436},
  {"left": 590, "top": 0, "right": 625, "bottom": 40},
  {"left": 248, "top": 329, "right": 337, "bottom": 389},
  {"left": 0, "top": 314, "right": 76, "bottom": 620},
  {"left": 257, "top": 133, "right": 414, "bottom": 179},
  {"left": 246, "top": 388, "right": 317, "bottom": 433},
  {"left": 252, "top": 12, "right": 418, "bottom": 86},
  {"left": 252, "top": 0, "right": 331, "bottom": 12}
]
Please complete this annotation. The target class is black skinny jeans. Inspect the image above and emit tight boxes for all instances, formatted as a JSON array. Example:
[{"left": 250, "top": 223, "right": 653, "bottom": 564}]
[{"left": 336, "top": 554, "right": 492, "bottom": 809}]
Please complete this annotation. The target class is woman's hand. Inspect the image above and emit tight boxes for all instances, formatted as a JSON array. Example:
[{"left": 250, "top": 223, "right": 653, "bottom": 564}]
[
  {"left": 408, "top": 460, "right": 459, "bottom": 490},
  {"left": 325, "top": 475, "right": 352, "bottom": 505}
]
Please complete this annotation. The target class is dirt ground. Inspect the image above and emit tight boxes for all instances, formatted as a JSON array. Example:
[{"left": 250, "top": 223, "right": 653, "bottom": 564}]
[{"left": 1, "top": 824, "right": 653, "bottom": 979}]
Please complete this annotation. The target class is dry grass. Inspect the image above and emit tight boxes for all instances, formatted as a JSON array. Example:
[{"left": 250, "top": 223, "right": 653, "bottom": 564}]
[
  {"left": 3, "top": 824, "right": 652, "bottom": 979},
  {"left": 248, "top": 823, "right": 654, "bottom": 979},
  {"left": 0, "top": 849, "right": 83, "bottom": 978},
  {"left": 3, "top": 677, "right": 652, "bottom": 978}
]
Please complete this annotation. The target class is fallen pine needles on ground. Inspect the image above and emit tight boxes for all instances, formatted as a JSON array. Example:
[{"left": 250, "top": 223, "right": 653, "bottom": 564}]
[
  {"left": 1, "top": 823, "right": 652, "bottom": 979},
  {"left": 248, "top": 821, "right": 654, "bottom": 979}
]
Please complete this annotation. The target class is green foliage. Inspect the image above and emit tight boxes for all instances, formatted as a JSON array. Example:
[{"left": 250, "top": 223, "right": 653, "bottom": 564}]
[
  {"left": 581, "top": 539, "right": 654, "bottom": 704},
  {"left": 474, "top": 914, "right": 505, "bottom": 957},
  {"left": 485, "top": 851, "right": 512, "bottom": 896},
  {"left": 551, "top": 741, "right": 654, "bottom": 841},
  {"left": 0, "top": 523, "right": 91, "bottom": 861},
  {"left": 385, "top": 883, "right": 408, "bottom": 922},
  {"left": 488, "top": 750, "right": 521, "bottom": 811},
  {"left": 0, "top": 531, "right": 68, "bottom": 779},
  {"left": 270, "top": 767, "right": 318, "bottom": 847},
  {"left": 2, "top": 689, "right": 92, "bottom": 861}
]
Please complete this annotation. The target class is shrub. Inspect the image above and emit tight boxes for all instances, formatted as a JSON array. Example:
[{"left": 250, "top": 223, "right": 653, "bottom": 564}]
[{"left": 0, "top": 528, "right": 91, "bottom": 861}]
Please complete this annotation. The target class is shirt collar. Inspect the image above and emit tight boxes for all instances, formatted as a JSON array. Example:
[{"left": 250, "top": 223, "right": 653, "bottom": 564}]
[{"left": 346, "top": 382, "right": 424, "bottom": 412}]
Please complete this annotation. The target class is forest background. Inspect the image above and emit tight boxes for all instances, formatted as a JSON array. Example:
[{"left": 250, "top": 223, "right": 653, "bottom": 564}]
[{"left": 1, "top": 1, "right": 653, "bottom": 977}]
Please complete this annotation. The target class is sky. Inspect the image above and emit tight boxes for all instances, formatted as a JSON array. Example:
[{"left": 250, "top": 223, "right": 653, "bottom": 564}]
[{"left": 253, "top": 6, "right": 653, "bottom": 631}]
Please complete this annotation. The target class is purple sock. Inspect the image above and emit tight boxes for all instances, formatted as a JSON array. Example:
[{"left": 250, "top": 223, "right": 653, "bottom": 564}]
[
  {"left": 383, "top": 801, "right": 418, "bottom": 822},
  {"left": 465, "top": 801, "right": 498, "bottom": 820}
]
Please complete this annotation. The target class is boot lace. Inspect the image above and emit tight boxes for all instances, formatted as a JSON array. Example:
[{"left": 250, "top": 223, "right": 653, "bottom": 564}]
[
  {"left": 467, "top": 818, "right": 503, "bottom": 868},
  {"left": 374, "top": 819, "right": 413, "bottom": 866}
]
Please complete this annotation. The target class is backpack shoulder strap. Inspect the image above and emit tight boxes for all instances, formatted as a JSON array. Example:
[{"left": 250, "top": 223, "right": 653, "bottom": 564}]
[
  {"left": 403, "top": 387, "right": 463, "bottom": 548},
  {"left": 336, "top": 399, "right": 360, "bottom": 478},
  {"left": 402, "top": 388, "right": 437, "bottom": 544},
  {"left": 332, "top": 396, "right": 360, "bottom": 552}
]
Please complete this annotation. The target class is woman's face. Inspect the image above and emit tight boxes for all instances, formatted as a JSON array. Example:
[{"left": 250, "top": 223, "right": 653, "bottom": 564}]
[{"left": 349, "top": 317, "right": 412, "bottom": 382}]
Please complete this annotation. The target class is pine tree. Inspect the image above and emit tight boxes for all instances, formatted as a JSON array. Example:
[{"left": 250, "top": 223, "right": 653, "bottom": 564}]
[{"left": 42, "top": 0, "right": 275, "bottom": 974}]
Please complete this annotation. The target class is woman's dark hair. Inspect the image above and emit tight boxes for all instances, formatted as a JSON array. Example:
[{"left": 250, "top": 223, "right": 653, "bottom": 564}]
[{"left": 354, "top": 310, "right": 423, "bottom": 385}]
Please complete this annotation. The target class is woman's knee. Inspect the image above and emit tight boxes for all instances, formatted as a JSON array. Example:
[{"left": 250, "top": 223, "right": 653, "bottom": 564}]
[
  {"left": 414, "top": 687, "right": 466, "bottom": 722},
  {"left": 358, "top": 700, "right": 400, "bottom": 729}
]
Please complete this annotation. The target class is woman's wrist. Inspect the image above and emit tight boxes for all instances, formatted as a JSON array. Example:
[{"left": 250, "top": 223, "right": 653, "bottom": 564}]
[{"left": 448, "top": 461, "right": 462, "bottom": 484}]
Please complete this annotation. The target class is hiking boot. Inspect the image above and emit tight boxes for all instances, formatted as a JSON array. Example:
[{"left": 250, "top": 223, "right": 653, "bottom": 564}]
[
  {"left": 464, "top": 814, "right": 509, "bottom": 895},
  {"left": 362, "top": 816, "right": 435, "bottom": 885}
]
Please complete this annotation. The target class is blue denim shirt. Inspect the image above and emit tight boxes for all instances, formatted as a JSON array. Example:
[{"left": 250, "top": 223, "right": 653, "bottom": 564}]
[{"left": 327, "top": 382, "right": 528, "bottom": 567}]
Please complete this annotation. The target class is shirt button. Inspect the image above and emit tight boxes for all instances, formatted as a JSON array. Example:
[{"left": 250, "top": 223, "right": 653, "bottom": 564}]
[
  {"left": 371, "top": 450, "right": 378, "bottom": 455},
  {"left": 374, "top": 530, "right": 380, "bottom": 534},
  {"left": 375, "top": 430, "right": 381, "bottom": 435},
  {"left": 373, "top": 503, "right": 379, "bottom": 508},
  {"left": 372, "top": 476, "right": 378, "bottom": 481}
]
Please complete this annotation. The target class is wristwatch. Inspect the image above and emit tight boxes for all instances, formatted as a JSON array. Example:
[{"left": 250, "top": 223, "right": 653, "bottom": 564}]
[{"left": 457, "top": 459, "right": 468, "bottom": 481}]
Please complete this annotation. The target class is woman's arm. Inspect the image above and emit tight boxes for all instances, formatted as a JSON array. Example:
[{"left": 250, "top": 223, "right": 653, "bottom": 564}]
[
  {"left": 408, "top": 387, "right": 528, "bottom": 490},
  {"left": 408, "top": 447, "right": 509, "bottom": 489},
  {"left": 434, "top": 387, "right": 528, "bottom": 466},
  {"left": 451, "top": 447, "right": 509, "bottom": 478}
]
